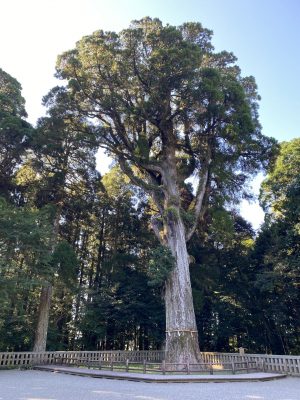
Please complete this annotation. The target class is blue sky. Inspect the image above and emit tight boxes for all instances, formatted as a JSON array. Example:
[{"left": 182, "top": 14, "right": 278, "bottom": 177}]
[{"left": 1, "top": 0, "right": 299, "bottom": 228}]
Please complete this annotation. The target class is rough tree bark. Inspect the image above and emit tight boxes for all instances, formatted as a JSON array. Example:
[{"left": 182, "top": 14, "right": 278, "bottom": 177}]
[
  {"left": 164, "top": 213, "right": 200, "bottom": 363},
  {"left": 156, "top": 153, "right": 205, "bottom": 364},
  {"left": 32, "top": 284, "right": 52, "bottom": 352},
  {"left": 32, "top": 206, "right": 61, "bottom": 352}
]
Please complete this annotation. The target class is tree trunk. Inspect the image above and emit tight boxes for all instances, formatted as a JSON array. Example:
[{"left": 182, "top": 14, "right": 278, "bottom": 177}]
[
  {"left": 32, "top": 205, "right": 61, "bottom": 352},
  {"left": 33, "top": 284, "right": 52, "bottom": 352},
  {"left": 164, "top": 211, "right": 201, "bottom": 364}
]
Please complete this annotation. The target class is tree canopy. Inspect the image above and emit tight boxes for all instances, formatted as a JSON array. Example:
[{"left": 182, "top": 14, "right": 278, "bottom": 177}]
[
  {"left": 0, "top": 68, "right": 33, "bottom": 198},
  {"left": 56, "top": 18, "right": 276, "bottom": 233}
]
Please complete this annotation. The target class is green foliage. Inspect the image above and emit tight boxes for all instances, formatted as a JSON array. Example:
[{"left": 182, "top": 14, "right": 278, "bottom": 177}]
[
  {"left": 51, "top": 241, "right": 78, "bottom": 285},
  {"left": 55, "top": 17, "right": 276, "bottom": 213},
  {"left": 250, "top": 142, "right": 300, "bottom": 353},
  {"left": 101, "top": 166, "right": 132, "bottom": 199},
  {"left": 0, "top": 198, "right": 52, "bottom": 267},
  {"left": 0, "top": 68, "right": 27, "bottom": 117},
  {"left": 0, "top": 68, "right": 33, "bottom": 199},
  {"left": 164, "top": 206, "right": 180, "bottom": 221},
  {"left": 147, "top": 246, "right": 175, "bottom": 287},
  {"left": 134, "top": 134, "right": 150, "bottom": 161},
  {"left": 208, "top": 208, "right": 235, "bottom": 246},
  {"left": 260, "top": 138, "right": 300, "bottom": 217},
  {"left": 189, "top": 140, "right": 299, "bottom": 354},
  {"left": 180, "top": 208, "right": 195, "bottom": 227},
  {"left": 0, "top": 198, "right": 55, "bottom": 350}
]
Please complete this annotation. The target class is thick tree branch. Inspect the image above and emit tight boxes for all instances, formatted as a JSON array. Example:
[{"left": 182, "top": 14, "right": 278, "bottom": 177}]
[
  {"left": 151, "top": 215, "right": 166, "bottom": 246},
  {"left": 140, "top": 161, "right": 164, "bottom": 175},
  {"left": 119, "top": 154, "right": 165, "bottom": 214},
  {"left": 147, "top": 172, "right": 165, "bottom": 214},
  {"left": 118, "top": 156, "right": 163, "bottom": 197},
  {"left": 186, "top": 159, "right": 211, "bottom": 242}
]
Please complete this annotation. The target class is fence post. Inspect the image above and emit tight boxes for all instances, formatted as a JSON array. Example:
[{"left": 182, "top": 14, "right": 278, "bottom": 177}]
[
  {"left": 246, "top": 361, "right": 249, "bottom": 373},
  {"left": 186, "top": 362, "right": 190, "bottom": 375},
  {"left": 162, "top": 360, "right": 166, "bottom": 375},
  {"left": 143, "top": 359, "right": 146, "bottom": 374},
  {"left": 231, "top": 361, "right": 235, "bottom": 375},
  {"left": 210, "top": 363, "right": 213, "bottom": 375},
  {"left": 110, "top": 355, "right": 113, "bottom": 371},
  {"left": 284, "top": 358, "right": 288, "bottom": 374},
  {"left": 126, "top": 359, "right": 129, "bottom": 372}
]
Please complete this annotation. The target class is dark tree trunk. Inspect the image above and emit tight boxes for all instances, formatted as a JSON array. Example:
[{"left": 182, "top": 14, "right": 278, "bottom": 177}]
[
  {"left": 32, "top": 206, "right": 61, "bottom": 352},
  {"left": 32, "top": 285, "right": 52, "bottom": 352}
]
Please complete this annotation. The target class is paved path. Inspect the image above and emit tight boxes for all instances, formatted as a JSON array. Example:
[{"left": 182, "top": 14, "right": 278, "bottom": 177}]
[{"left": 0, "top": 370, "right": 299, "bottom": 400}]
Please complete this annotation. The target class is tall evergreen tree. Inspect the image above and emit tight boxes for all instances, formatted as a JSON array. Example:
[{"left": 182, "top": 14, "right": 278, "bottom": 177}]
[
  {"left": 251, "top": 138, "right": 300, "bottom": 353},
  {"left": 21, "top": 87, "right": 100, "bottom": 351},
  {"left": 55, "top": 18, "right": 276, "bottom": 362}
]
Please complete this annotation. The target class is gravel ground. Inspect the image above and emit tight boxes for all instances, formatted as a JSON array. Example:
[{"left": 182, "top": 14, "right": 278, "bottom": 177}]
[{"left": 0, "top": 369, "right": 299, "bottom": 400}]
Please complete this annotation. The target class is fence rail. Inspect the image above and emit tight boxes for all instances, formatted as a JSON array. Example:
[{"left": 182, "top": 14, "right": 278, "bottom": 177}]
[
  {"left": 0, "top": 350, "right": 299, "bottom": 375},
  {"left": 202, "top": 352, "right": 300, "bottom": 376},
  {"left": 53, "top": 358, "right": 259, "bottom": 375},
  {"left": 0, "top": 350, "right": 164, "bottom": 368}
]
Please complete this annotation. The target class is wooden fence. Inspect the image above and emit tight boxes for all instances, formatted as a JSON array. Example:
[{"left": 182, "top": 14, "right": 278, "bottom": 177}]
[
  {"left": 202, "top": 352, "right": 300, "bottom": 376},
  {"left": 0, "top": 350, "right": 299, "bottom": 376},
  {"left": 0, "top": 350, "right": 164, "bottom": 368},
  {"left": 52, "top": 358, "right": 259, "bottom": 375}
]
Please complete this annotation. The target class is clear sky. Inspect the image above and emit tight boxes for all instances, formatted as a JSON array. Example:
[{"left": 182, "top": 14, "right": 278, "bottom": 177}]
[{"left": 1, "top": 0, "right": 299, "bottom": 228}]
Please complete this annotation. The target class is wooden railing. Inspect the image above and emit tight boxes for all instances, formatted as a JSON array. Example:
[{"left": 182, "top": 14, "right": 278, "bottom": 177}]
[
  {"left": 52, "top": 358, "right": 259, "bottom": 375},
  {"left": 0, "top": 350, "right": 164, "bottom": 368},
  {"left": 0, "top": 350, "right": 299, "bottom": 375},
  {"left": 201, "top": 352, "right": 300, "bottom": 376}
]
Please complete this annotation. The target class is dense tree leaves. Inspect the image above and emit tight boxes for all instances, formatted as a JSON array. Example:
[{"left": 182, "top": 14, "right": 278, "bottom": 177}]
[
  {"left": 0, "top": 68, "right": 33, "bottom": 200},
  {"left": 250, "top": 139, "right": 300, "bottom": 353},
  {"left": 0, "top": 68, "right": 27, "bottom": 117},
  {"left": 0, "top": 198, "right": 53, "bottom": 350},
  {"left": 55, "top": 18, "right": 276, "bottom": 216},
  {"left": 73, "top": 167, "right": 165, "bottom": 351},
  {"left": 260, "top": 138, "right": 300, "bottom": 217}
]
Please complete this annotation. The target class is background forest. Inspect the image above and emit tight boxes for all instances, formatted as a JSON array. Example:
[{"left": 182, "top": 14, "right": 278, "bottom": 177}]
[{"left": 0, "top": 55, "right": 299, "bottom": 355}]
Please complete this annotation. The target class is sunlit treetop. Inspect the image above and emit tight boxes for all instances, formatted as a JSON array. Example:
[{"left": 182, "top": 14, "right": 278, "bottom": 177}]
[
  {"left": 260, "top": 138, "right": 300, "bottom": 218},
  {"left": 0, "top": 68, "right": 27, "bottom": 118},
  {"left": 55, "top": 17, "right": 276, "bottom": 241}
]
